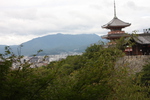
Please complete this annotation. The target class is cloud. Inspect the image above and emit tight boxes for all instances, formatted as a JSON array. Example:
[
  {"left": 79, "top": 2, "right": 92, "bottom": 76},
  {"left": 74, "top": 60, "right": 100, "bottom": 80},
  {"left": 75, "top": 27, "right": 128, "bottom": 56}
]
[
  {"left": 0, "top": 0, "right": 150, "bottom": 45},
  {"left": 5, "top": 8, "right": 37, "bottom": 20},
  {"left": 0, "top": 34, "right": 36, "bottom": 45}
]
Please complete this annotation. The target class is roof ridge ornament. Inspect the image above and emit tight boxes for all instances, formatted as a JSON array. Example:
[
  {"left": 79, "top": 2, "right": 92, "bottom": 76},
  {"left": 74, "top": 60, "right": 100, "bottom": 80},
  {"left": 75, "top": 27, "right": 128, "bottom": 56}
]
[{"left": 114, "top": 0, "right": 117, "bottom": 18}]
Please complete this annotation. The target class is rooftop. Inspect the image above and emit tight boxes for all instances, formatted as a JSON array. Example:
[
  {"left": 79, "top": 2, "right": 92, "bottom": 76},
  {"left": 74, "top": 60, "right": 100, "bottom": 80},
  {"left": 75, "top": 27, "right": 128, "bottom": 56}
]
[
  {"left": 102, "top": 17, "right": 131, "bottom": 29},
  {"left": 102, "top": 1, "right": 131, "bottom": 29},
  {"left": 134, "top": 34, "right": 150, "bottom": 44}
]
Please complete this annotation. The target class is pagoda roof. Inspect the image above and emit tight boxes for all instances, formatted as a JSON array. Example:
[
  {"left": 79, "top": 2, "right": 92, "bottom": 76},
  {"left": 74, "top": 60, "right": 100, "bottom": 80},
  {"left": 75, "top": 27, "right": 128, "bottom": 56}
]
[
  {"left": 102, "top": 33, "right": 130, "bottom": 39},
  {"left": 102, "top": 17, "right": 131, "bottom": 29}
]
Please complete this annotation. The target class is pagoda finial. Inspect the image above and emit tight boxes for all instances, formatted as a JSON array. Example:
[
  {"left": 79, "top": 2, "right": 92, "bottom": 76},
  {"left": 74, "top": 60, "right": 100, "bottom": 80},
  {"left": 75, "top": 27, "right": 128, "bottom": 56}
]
[{"left": 114, "top": 0, "right": 117, "bottom": 18}]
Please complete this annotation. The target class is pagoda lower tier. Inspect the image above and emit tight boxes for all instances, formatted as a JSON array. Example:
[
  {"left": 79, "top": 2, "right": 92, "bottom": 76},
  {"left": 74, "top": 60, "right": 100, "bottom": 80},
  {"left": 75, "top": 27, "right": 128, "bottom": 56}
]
[{"left": 102, "top": 33, "right": 129, "bottom": 40}]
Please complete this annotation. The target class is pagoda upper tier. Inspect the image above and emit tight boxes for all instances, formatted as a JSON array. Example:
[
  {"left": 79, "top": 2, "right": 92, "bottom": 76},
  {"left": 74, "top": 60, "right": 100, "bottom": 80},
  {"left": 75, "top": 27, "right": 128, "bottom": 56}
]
[{"left": 102, "top": 16, "right": 131, "bottom": 29}]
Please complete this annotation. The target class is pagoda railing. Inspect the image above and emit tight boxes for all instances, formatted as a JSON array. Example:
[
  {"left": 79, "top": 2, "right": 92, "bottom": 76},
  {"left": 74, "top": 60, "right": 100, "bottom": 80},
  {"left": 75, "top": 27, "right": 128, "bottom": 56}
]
[{"left": 108, "top": 31, "right": 125, "bottom": 34}]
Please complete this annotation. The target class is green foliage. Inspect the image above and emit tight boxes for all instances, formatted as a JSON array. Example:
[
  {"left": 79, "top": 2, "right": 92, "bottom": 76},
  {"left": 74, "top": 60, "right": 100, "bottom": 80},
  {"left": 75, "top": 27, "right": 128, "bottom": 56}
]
[
  {"left": 0, "top": 44, "right": 149, "bottom": 100},
  {"left": 140, "top": 62, "right": 150, "bottom": 86},
  {"left": 0, "top": 46, "right": 55, "bottom": 100},
  {"left": 45, "top": 44, "right": 132, "bottom": 100},
  {"left": 114, "top": 33, "right": 137, "bottom": 51},
  {"left": 115, "top": 36, "right": 128, "bottom": 50},
  {"left": 135, "top": 62, "right": 150, "bottom": 99}
]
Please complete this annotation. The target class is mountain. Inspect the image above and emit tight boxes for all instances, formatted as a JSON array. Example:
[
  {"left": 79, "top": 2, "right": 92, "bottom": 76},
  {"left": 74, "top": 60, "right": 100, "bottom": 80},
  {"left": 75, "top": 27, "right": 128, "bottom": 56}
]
[
  {"left": 0, "top": 33, "right": 107, "bottom": 56},
  {"left": 0, "top": 45, "right": 6, "bottom": 53}
]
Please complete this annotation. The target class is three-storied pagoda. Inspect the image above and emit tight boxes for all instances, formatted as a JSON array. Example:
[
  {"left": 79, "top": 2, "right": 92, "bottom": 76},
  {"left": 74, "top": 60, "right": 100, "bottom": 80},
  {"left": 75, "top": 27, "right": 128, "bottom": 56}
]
[
  {"left": 102, "top": 1, "right": 131, "bottom": 40},
  {"left": 102, "top": 1, "right": 150, "bottom": 55}
]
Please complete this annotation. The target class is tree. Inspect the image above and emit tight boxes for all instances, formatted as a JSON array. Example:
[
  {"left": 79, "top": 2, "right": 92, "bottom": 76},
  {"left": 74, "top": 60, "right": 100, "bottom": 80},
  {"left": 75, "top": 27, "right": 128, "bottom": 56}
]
[{"left": 0, "top": 46, "right": 55, "bottom": 100}]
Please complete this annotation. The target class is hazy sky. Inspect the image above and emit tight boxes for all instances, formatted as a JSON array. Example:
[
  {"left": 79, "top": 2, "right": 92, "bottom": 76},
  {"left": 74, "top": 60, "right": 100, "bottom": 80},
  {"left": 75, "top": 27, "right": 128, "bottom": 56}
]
[{"left": 0, "top": 0, "right": 150, "bottom": 45}]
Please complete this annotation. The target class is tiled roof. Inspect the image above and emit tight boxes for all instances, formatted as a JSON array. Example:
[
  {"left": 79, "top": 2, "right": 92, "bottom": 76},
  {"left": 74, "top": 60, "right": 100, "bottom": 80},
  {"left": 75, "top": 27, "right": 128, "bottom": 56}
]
[
  {"left": 102, "top": 17, "right": 131, "bottom": 29},
  {"left": 134, "top": 34, "right": 150, "bottom": 44}
]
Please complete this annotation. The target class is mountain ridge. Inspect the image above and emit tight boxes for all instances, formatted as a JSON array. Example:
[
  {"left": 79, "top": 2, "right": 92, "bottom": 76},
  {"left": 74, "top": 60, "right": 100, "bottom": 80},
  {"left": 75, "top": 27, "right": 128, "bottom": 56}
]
[{"left": 0, "top": 33, "right": 107, "bottom": 55}]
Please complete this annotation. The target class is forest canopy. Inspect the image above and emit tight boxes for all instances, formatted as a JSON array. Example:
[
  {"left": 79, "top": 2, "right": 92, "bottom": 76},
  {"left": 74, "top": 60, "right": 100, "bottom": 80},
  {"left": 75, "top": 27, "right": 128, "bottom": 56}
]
[{"left": 0, "top": 43, "right": 149, "bottom": 100}]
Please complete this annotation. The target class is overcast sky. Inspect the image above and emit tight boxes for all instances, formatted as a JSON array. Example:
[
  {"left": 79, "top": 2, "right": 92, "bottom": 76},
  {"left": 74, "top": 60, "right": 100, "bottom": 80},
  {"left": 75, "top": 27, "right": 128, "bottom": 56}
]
[{"left": 0, "top": 0, "right": 150, "bottom": 45}]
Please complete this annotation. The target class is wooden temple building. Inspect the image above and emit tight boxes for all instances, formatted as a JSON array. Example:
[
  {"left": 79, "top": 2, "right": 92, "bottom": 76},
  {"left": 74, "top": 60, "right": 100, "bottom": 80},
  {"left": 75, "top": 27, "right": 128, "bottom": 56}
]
[
  {"left": 102, "top": 1, "right": 150, "bottom": 55},
  {"left": 129, "top": 33, "right": 150, "bottom": 55}
]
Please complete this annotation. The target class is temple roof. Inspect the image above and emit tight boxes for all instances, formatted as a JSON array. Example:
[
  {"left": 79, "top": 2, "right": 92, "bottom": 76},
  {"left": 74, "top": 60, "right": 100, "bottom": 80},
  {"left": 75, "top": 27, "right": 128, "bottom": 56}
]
[
  {"left": 134, "top": 34, "right": 150, "bottom": 44},
  {"left": 102, "top": 17, "right": 131, "bottom": 29}
]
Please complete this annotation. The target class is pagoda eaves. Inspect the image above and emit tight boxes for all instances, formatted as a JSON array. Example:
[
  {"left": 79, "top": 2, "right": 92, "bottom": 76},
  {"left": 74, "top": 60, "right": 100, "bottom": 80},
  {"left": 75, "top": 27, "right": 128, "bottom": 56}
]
[{"left": 102, "top": 17, "right": 131, "bottom": 29}]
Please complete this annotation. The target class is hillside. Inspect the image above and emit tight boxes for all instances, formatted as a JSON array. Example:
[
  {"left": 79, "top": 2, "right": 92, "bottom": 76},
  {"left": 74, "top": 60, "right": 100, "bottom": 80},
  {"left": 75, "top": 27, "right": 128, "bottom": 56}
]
[
  {"left": 1, "top": 43, "right": 149, "bottom": 100},
  {"left": 0, "top": 33, "right": 107, "bottom": 55}
]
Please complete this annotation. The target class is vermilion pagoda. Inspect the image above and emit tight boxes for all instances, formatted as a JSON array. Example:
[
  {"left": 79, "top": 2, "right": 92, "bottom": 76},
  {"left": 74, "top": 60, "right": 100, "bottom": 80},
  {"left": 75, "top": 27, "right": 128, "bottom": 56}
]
[{"left": 102, "top": 1, "right": 131, "bottom": 40}]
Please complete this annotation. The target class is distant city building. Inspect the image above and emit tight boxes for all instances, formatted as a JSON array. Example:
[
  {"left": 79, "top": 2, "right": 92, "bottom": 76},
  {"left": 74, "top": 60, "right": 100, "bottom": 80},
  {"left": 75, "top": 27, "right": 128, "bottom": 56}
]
[{"left": 12, "top": 52, "right": 82, "bottom": 68}]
